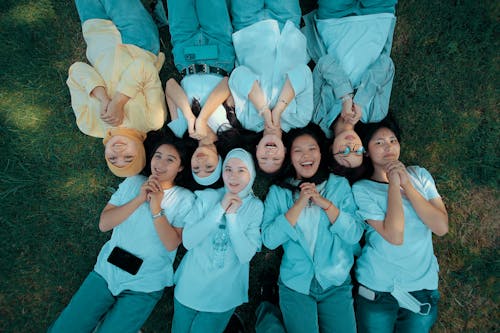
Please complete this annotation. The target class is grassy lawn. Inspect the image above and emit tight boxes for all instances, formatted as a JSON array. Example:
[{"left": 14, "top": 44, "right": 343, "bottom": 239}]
[{"left": 0, "top": 0, "right": 498, "bottom": 332}]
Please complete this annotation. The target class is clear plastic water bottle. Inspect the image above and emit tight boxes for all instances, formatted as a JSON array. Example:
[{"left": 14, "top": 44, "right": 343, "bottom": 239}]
[{"left": 212, "top": 224, "right": 228, "bottom": 269}]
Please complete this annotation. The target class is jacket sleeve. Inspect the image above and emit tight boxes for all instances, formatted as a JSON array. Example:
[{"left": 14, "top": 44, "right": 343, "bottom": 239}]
[
  {"left": 354, "top": 54, "right": 394, "bottom": 123},
  {"left": 327, "top": 177, "right": 364, "bottom": 244},
  {"left": 262, "top": 186, "right": 300, "bottom": 249},
  {"left": 116, "top": 57, "right": 166, "bottom": 126},
  {"left": 182, "top": 191, "right": 225, "bottom": 250},
  {"left": 226, "top": 198, "right": 263, "bottom": 264},
  {"left": 315, "top": 53, "right": 354, "bottom": 100}
]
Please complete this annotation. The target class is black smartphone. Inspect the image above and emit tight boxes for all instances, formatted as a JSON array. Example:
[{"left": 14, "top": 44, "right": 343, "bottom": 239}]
[{"left": 107, "top": 246, "right": 143, "bottom": 275}]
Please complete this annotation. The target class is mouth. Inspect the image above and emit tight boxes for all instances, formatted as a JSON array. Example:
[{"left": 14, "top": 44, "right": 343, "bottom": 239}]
[
  {"left": 300, "top": 161, "right": 314, "bottom": 167},
  {"left": 345, "top": 134, "right": 356, "bottom": 141},
  {"left": 153, "top": 167, "right": 165, "bottom": 175},
  {"left": 195, "top": 152, "right": 207, "bottom": 159}
]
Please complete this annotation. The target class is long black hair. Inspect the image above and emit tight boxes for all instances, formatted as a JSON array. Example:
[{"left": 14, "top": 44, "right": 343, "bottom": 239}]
[
  {"left": 356, "top": 115, "right": 402, "bottom": 180},
  {"left": 142, "top": 127, "right": 191, "bottom": 185},
  {"left": 275, "top": 123, "right": 329, "bottom": 191}
]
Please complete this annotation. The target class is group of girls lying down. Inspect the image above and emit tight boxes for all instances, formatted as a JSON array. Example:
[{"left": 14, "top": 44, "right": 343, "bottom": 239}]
[{"left": 50, "top": 0, "right": 449, "bottom": 332}]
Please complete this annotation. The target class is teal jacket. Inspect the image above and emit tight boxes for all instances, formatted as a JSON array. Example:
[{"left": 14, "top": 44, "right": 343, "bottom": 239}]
[{"left": 262, "top": 174, "right": 363, "bottom": 294}]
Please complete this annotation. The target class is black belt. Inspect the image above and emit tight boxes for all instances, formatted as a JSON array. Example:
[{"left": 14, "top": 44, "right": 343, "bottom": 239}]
[{"left": 181, "top": 64, "right": 228, "bottom": 77}]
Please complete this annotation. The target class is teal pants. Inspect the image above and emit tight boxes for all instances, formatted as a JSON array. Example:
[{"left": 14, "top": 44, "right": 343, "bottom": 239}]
[
  {"left": 230, "top": 0, "right": 301, "bottom": 31},
  {"left": 171, "top": 297, "right": 234, "bottom": 333},
  {"left": 317, "top": 0, "right": 398, "bottom": 19},
  {"left": 74, "top": 0, "right": 160, "bottom": 54},
  {"left": 355, "top": 288, "right": 439, "bottom": 333},
  {"left": 279, "top": 277, "right": 356, "bottom": 333},
  {"left": 167, "top": 0, "right": 235, "bottom": 72},
  {"left": 48, "top": 271, "right": 163, "bottom": 333},
  {"left": 255, "top": 301, "right": 286, "bottom": 333}
]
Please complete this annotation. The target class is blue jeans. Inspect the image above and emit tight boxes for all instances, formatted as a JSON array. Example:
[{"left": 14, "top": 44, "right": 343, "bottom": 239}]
[
  {"left": 355, "top": 287, "right": 440, "bottom": 333},
  {"left": 167, "top": 0, "right": 235, "bottom": 72},
  {"left": 171, "top": 297, "right": 235, "bottom": 333},
  {"left": 48, "top": 271, "right": 163, "bottom": 333},
  {"left": 279, "top": 277, "right": 356, "bottom": 333},
  {"left": 230, "top": 0, "right": 301, "bottom": 31},
  {"left": 317, "top": 0, "right": 398, "bottom": 19},
  {"left": 75, "top": 0, "right": 160, "bottom": 54}
]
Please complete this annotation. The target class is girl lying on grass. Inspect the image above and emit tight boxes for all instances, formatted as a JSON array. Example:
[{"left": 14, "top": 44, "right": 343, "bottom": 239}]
[
  {"left": 48, "top": 137, "right": 194, "bottom": 333},
  {"left": 261, "top": 123, "right": 363, "bottom": 333},
  {"left": 352, "top": 117, "right": 448, "bottom": 332},
  {"left": 172, "top": 148, "right": 263, "bottom": 333},
  {"left": 67, "top": 0, "right": 167, "bottom": 177}
]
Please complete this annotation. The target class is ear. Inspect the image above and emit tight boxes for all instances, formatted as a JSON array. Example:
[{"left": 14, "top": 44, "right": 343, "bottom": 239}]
[{"left": 178, "top": 165, "right": 184, "bottom": 172}]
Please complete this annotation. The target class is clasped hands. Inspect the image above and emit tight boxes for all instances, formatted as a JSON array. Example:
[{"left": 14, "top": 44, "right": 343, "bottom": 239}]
[
  {"left": 340, "top": 95, "right": 362, "bottom": 125},
  {"left": 221, "top": 192, "right": 242, "bottom": 214},
  {"left": 296, "top": 182, "right": 331, "bottom": 210},
  {"left": 93, "top": 87, "right": 129, "bottom": 127},
  {"left": 385, "top": 160, "right": 411, "bottom": 189},
  {"left": 140, "top": 176, "right": 164, "bottom": 213}
]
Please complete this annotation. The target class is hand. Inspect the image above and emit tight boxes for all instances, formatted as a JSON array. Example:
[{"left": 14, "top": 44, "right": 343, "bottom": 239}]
[
  {"left": 222, "top": 193, "right": 242, "bottom": 214},
  {"left": 91, "top": 86, "right": 111, "bottom": 117},
  {"left": 102, "top": 94, "right": 127, "bottom": 126},
  {"left": 271, "top": 107, "right": 282, "bottom": 129},
  {"left": 340, "top": 95, "right": 353, "bottom": 122},
  {"left": 139, "top": 178, "right": 158, "bottom": 203},
  {"left": 299, "top": 182, "right": 331, "bottom": 208},
  {"left": 262, "top": 107, "right": 274, "bottom": 128},
  {"left": 296, "top": 182, "right": 317, "bottom": 207},
  {"left": 385, "top": 160, "right": 406, "bottom": 187},
  {"left": 146, "top": 176, "right": 164, "bottom": 211},
  {"left": 191, "top": 117, "right": 209, "bottom": 140},
  {"left": 347, "top": 103, "right": 362, "bottom": 125}
]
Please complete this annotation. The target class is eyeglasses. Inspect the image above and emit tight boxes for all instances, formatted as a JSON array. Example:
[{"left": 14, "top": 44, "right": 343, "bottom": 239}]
[{"left": 334, "top": 145, "right": 365, "bottom": 156}]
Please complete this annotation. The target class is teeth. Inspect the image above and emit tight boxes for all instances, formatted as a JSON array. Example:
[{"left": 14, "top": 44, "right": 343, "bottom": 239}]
[{"left": 301, "top": 161, "right": 313, "bottom": 166}]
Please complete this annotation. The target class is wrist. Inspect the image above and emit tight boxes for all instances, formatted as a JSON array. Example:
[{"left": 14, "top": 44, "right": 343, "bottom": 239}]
[
  {"left": 152, "top": 209, "right": 165, "bottom": 219},
  {"left": 341, "top": 93, "right": 353, "bottom": 103},
  {"left": 323, "top": 201, "right": 333, "bottom": 211}
]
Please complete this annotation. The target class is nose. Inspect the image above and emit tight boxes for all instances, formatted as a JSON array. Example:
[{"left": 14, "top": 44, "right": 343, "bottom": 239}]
[{"left": 113, "top": 144, "right": 125, "bottom": 152}]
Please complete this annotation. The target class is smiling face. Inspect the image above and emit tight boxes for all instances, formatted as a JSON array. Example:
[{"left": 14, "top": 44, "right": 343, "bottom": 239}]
[
  {"left": 223, "top": 158, "right": 251, "bottom": 194},
  {"left": 290, "top": 134, "right": 321, "bottom": 179},
  {"left": 104, "top": 135, "right": 140, "bottom": 168},
  {"left": 331, "top": 129, "right": 364, "bottom": 168},
  {"left": 367, "top": 127, "right": 400, "bottom": 169},
  {"left": 255, "top": 134, "right": 286, "bottom": 174},
  {"left": 150, "top": 144, "right": 183, "bottom": 187},
  {"left": 191, "top": 144, "right": 219, "bottom": 178}
]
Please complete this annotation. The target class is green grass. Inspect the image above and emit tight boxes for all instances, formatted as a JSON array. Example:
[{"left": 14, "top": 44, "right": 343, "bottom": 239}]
[{"left": 0, "top": 0, "right": 498, "bottom": 332}]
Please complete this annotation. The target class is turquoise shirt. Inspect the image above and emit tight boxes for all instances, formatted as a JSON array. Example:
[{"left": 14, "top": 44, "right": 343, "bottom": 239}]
[
  {"left": 302, "top": 11, "right": 396, "bottom": 137},
  {"left": 352, "top": 166, "right": 441, "bottom": 292},
  {"left": 174, "top": 188, "right": 263, "bottom": 312},
  {"left": 229, "top": 19, "right": 313, "bottom": 133},
  {"left": 94, "top": 175, "right": 194, "bottom": 295},
  {"left": 262, "top": 174, "right": 363, "bottom": 294}
]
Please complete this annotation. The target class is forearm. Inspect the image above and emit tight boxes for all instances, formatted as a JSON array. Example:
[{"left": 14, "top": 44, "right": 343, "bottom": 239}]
[
  {"left": 198, "top": 77, "right": 230, "bottom": 121},
  {"left": 248, "top": 80, "right": 268, "bottom": 110},
  {"left": 285, "top": 201, "right": 307, "bottom": 227},
  {"left": 99, "top": 197, "right": 144, "bottom": 232},
  {"left": 165, "top": 78, "right": 194, "bottom": 119},
  {"left": 322, "top": 200, "right": 340, "bottom": 224},
  {"left": 405, "top": 187, "right": 449, "bottom": 236},
  {"left": 381, "top": 183, "right": 405, "bottom": 244},
  {"left": 152, "top": 216, "right": 182, "bottom": 251},
  {"left": 272, "top": 78, "right": 295, "bottom": 116}
]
